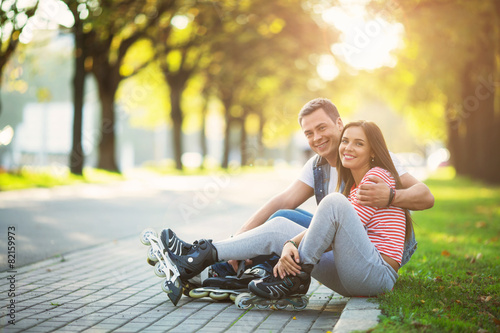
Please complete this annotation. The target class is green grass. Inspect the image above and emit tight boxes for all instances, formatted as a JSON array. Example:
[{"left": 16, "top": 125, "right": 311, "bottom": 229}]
[
  {"left": 0, "top": 163, "right": 276, "bottom": 191},
  {"left": 0, "top": 167, "right": 124, "bottom": 191},
  {"left": 372, "top": 168, "right": 500, "bottom": 332}
]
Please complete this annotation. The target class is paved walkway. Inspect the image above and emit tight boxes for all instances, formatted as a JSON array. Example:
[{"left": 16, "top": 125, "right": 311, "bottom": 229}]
[
  {"left": 0, "top": 171, "right": 383, "bottom": 332},
  {"left": 1, "top": 236, "right": 352, "bottom": 333}
]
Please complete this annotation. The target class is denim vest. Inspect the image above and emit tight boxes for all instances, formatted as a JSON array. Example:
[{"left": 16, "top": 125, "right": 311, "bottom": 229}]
[{"left": 312, "top": 155, "right": 417, "bottom": 266}]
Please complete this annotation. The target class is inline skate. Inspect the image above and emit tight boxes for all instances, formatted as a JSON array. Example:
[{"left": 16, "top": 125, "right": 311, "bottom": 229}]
[
  {"left": 139, "top": 228, "right": 184, "bottom": 305},
  {"left": 188, "top": 265, "right": 269, "bottom": 302},
  {"left": 234, "top": 264, "right": 313, "bottom": 310}
]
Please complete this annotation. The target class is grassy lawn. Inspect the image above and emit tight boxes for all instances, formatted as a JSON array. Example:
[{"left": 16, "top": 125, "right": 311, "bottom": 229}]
[
  {"left": 373, "top": 168, "right": 500, "bottom": 332},
  {"left": 0, "top": 167, "right": 125, "bottom": 191},
  {"left": 0, "top": 164, "right": 275, "bottom": 191}
]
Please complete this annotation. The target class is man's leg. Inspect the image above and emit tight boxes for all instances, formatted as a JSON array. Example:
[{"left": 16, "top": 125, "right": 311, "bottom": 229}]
[
  {"left": 214, "top": 217, "right": 306, "bottom": 261},
  {"left": 269, "top": 209, "right": 313, "bottom": 228},
  {"left": 210, "top": 209, "right": 313, "bottom": 277}
]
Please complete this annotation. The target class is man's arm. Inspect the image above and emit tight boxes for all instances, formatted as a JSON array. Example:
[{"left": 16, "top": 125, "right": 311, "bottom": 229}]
[
  {"left": 357, "top": 173, "right": 434, "bottom": 210},
  {"left": 235, "top": 180, "right": 314, "bottom": 235}
]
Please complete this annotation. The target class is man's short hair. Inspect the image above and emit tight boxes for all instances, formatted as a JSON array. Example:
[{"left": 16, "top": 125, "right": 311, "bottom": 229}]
[{"left": 298, "top": 98, "right": 340, "bottom": 125}]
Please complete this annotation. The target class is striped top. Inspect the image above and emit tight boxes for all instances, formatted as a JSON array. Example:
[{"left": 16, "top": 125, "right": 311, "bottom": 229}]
[{"left": 348, "top": 167, "right": 406, "bottom": 264}]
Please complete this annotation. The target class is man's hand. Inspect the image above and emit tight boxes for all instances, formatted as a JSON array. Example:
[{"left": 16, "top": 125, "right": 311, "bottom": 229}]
[
  {"left": 228, "top": 259, "right": 252, "bottom": 274},
  {"left": 357, "top": 175, "right": 390, "bottom": 207},
  {"left": 273, "top": 242, "right": 301, "bottom": 279}
]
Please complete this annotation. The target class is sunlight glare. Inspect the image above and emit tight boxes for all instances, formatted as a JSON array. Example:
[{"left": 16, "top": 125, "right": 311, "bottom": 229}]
[
  {"left": 171, "top": 15, "right": 190, "bottom": 30},
  {"left": 323, "top": 2, "right": 404, "bottom": 70},
  {"left": 19, "top": 0, "right": 74, "bottom": 44},
  {"left": 317, "top": 54, "right": 339, "bottom": 81}
]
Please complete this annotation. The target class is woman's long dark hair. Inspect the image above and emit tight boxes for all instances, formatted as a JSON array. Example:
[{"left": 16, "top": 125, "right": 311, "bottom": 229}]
[{"left": 335, "top": 121, "right": 413, "bottom": 243}]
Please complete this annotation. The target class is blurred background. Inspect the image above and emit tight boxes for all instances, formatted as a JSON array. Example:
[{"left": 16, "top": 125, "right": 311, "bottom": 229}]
[{"left": 0, "top": 0, "right": 498, "bottom": 184}]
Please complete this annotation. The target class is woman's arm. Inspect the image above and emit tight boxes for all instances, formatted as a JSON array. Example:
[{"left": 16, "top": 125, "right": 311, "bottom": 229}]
[{"left": 274, "top": 230, "right": 307, "bottom": 278}]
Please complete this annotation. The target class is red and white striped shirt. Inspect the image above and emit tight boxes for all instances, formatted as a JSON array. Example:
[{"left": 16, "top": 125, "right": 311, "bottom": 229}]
[{"left": 348, "top": 167, "right": 406, "bottom": 264}]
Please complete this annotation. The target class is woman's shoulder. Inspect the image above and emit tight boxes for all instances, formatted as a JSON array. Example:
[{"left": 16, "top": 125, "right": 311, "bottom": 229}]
[{"left": 362, "top": 167, "right": 395, "bottom": 186}]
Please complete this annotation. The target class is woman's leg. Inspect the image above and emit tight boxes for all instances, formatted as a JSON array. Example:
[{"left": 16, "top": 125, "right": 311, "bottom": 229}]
[{"left": 299, "top": 193, "right": 398, "bottom": 296}]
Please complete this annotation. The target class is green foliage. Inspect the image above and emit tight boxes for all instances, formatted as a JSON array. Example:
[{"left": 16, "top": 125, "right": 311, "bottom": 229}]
[
  {"left": 372, "top": 168, "right": 500, "bottom": 332},
  {"left": 367, "top": 0, "right": 500, "bottom": 183}
]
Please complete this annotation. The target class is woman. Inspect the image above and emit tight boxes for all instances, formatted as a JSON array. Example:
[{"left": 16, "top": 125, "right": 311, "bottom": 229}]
[{"left": 160, "top": 121, "right": 413, "bottom": 302}]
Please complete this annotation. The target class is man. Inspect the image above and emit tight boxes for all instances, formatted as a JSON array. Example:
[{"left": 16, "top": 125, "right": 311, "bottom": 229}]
[{"left": 226, "top": 98, "right": 434, "bottom": 272}]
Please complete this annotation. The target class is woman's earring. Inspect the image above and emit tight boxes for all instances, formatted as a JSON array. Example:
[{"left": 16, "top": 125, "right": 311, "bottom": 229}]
[{"left": 371, "top": 157, "right": 375, "bottom": 163}]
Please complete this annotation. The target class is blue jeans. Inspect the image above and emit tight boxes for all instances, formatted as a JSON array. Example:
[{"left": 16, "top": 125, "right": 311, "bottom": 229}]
[
  {"left": 269, "top": 208, "right": 313, "bottom": 228},
  {"left": 210, "top": 209, "right": 313, "bottom": 277}
]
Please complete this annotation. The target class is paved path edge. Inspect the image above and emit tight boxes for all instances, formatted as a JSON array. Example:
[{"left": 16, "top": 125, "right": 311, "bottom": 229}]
[{"left": 332, "top": 297, "right": 381, "bottom": 333}]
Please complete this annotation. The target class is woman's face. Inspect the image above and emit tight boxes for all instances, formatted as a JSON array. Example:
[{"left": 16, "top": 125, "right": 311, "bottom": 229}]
[{"left": 339, "top": 126, "right": 373, "bottom": 172}]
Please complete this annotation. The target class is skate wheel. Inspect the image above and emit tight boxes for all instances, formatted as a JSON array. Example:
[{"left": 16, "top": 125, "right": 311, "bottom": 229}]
[
  {"left": 235, "top": 292, "right": 253, "bottom": 310},
  {"left": 229, "top": 294, "right": 237, "bottom": 302},
  {"left": 147, "top": 246, "right": 160, "bottom": 262},
  {"left": 256, "top": 304, "right": 270, "bottom": 310},
  {"left": 275, "top": 303, "right": 287, "bottom": 310},
  {"left": 210, "top": 291, "right": 229, "bottom": 301},
  {"left": 161, "top": 277, "right": 181, "bottom": 294},
  {"left": 146, "top": 258, "right": 156, "bottom": 266},
  {"left": 189, "top": 289, "right": 209, "bottom": 298},
  {"left": 154, "top": 262, "right": 166, "bottom": 277},
  {"left": 140, "top": 228, "right": 157, "bottom": 245},
  {"left": 292, "top": 297, "right": 308, "bottom": 310}
]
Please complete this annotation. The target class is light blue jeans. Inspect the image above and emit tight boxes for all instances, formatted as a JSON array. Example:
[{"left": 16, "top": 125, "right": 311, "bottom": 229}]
[
  {"left": 215, "top": 193, "right": 398, "bottom": 296},
  {"left": 269, "top": 208, "right": 313, "bottom": 228}
]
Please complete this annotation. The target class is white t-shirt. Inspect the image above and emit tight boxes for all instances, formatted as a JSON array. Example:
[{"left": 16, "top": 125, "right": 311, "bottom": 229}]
[{"left": 298, "top": 152, "right": 407, "bottom": 194}]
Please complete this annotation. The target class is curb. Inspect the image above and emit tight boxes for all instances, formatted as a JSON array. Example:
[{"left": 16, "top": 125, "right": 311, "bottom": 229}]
[{"left": 333, "top": 297, "right": 381, "bottom": 333}]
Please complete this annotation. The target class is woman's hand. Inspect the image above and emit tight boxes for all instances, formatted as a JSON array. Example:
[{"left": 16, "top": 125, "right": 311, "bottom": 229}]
[{"left": 273, "top": 242, "right": 302, "bottom": 279}]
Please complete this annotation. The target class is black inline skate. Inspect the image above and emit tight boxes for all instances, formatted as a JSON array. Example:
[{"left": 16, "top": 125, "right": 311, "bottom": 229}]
[
  {"left": 162, "top": 228, "right": 192, "bottom": 256},
  {"left": 188, "top": 265, "right": 270, "bottom": 302},
  {"left": 139, "top": 228, "right": 184, "bottom": 305},
  {"left": 167, "top": 237, "right": 218, "bottom": 280},
  {"left": 144, "top": 228, "right": 192, "bottom": 267},
  {"left": 235, "top": 264, "right": 313, "bottom": 310}
]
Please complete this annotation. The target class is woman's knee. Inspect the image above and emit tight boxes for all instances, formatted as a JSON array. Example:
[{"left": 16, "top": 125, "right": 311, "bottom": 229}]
[
  {"left": 319, "top": 192, "right": 349, "bottom": 208},
  {"left": 316, "top": 192, "right": 359, "bottom": 227}
]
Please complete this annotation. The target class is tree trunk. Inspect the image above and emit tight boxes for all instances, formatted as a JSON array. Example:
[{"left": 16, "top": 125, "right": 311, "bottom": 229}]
[
  {"left": 199, "top": 96, "right": 209, "bottom": 169},
  {"left": 96, "top": 81, "right": 119, "bottom": 172},
  {"left": 240, "top": 117, "right": 248, "bottom": 166},
  {"left": 257, "top": 113, "right": 265, "bottom": 160},
  {"left": 69, "top": 14, "right": 85, "bottom": 175},
  {"left": 221, "top": 96, "right": 233, "bottom": 169},
  {"left": 456, "top": 61, "right": 477, "bottom": 178},
  {"left": 446, "top": 104, "right": 462, "bottom": 173},
  {"left": 455, "top": 19, "right": 499, "bottom": 183},
  {"left": 476, "top": 19, "right": 499, "bottom": 183},
  {"left": 169, "top": 85, "right": 184, "bottom": 170}
]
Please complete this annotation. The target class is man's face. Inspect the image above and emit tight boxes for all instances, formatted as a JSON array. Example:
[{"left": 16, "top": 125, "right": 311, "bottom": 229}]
[{"left": 301, "top": 108, "right": 343, "bottom": 162}]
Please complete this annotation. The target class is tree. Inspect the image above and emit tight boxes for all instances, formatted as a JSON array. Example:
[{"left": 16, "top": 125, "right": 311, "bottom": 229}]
[
  {"left": 153, "top": 1, "right": 221, "bottom": 170},
  {"left": 205, "top": 0, "right": 331, "bottom": 168},
  {"left": 63, "top": 1, "right": 89, "bottom": 175},
  {"left": 0, "top": 0, "right": 38, "bottom": 116},
  {"left": 82, "top": 0, "right": 176, "bottom": 172},
  {"left": 371, "top": 0, "right": 500, "bottom": 183}
]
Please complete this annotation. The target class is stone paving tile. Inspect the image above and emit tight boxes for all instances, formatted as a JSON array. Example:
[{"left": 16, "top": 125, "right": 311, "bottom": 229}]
[{"left": 0, "top": 237, "right": 349, "bottom": 333}]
